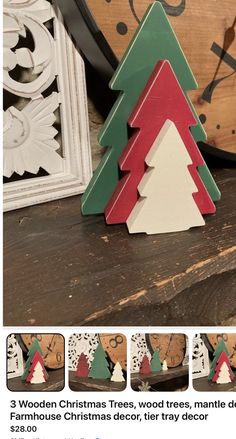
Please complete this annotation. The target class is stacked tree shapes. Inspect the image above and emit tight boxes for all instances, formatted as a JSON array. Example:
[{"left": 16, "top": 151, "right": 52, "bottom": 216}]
[
  {"left": 22, "top": 339, "right": 48, "bottom": 384},
  {"left": 74, "top": 343, "right": 126, "bottom": 383},
  {"left": 127, "top": 118, "right": 205, "bottom": 234},
  {"left": 208, "top": 339, "right": 234, "bottom": 384},
  {"left": 81, "top": 2, "right": 220, "bottom": 223},
  {"left": 115, "top": 60, "right": 213, "bottom": 233},
  {"left": 140, "top": 352, "right": 167, "bottom": 375}
]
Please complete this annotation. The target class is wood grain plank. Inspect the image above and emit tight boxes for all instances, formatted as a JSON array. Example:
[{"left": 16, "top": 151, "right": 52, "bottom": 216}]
[
  {"left": 69, "top": 372, "right": 126, "bottom": 391},
  {"left": 131, "top": 365, "right": 189, "bottom": 391},
  {"left": 7, "top": 368, "right": 65, "bottom": 392},
  {"left": 193, "top": 376, "right": 236, "bottom": 392},
  {"left": 3, "top": 168, "right": 236, "bottom": 327}
]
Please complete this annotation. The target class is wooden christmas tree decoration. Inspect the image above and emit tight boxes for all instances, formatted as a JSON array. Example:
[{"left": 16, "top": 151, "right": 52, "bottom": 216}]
[
  {"left": 162, "top": 360, "right": 168, "bottom": 371},
  {"left": 22, "top": 339, "right": 45, "bottom": 381},
  {"left": 111, "top": 361, "right": 125, "bottom": 382},
  {"left": 106, "top": 60, "right": 216, "bottom": 225},
  {"left": 127, "top": 120, "right": 205, "bottom": 234},
  {"left": 81, "top": 2, "right": 220, "bottom": 216},
  {"left": 75, "top": 353, "right": 89, "bottom": 378},
  {"left": 139, "top": 355, "right": 151, "bottom": 375},
  {"left": 89, "top": 343, "right": 111, "bottom": 380},
  {"left": 208, "top": 339, "right": 230, "bottom": 381},
  {"left": 212, "top": 351, "right": 234, "bottom": 384},
  {"left": 151, "top": 351, "right": 162, "bottom": 373},
  {"left": 26, "top": 351, "right": 48, "bottom": 384}
]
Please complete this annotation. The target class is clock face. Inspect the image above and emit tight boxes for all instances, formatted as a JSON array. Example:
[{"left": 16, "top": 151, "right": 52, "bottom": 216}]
[
  {"left": 146, "top": 333, "right": 186, "bottom": 367},
  {"left": 86, "top": 0, "right": 236, "bottom": 156},
  {"left": 19, "top": 334, "right": 64, "bottom": 369},
  {"left": 205, "top": 333, "right": 236, "bottom": 368},
  {"left": 99, "top": 333, "right": 127, "bottom": 370}
]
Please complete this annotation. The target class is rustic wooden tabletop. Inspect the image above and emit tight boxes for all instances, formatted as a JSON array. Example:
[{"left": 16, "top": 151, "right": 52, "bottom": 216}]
[
  {"left": 131, "top": 365, "right": 189, "bottom": 391},
  {"left": 4, "top": 167, "right": 236, "bottom": 327},
  {"left": 7, "top": 368, "right": 65, "bottom": 392},
  {"left": 193, "top": 376, "right": 236, "bottom": 392},
  {"left": 69, "top": 372, "right": 126, "bottom": 392}
]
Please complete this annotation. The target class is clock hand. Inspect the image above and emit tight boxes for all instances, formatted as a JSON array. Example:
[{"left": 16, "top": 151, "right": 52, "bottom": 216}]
[
  {"left": 211, "top": 16, "right": 236, "bottom": 85},
  {"left": 202, "top": 41, "right": 236, "bottom": 102},
  {"left": 128, "top": 0, "right": 186, "bottom": 23},
  {"left": 44, "top": 335, "right": 56, "bottom": 359}
]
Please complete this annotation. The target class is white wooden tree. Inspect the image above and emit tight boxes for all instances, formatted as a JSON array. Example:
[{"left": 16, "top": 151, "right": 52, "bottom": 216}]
[
  {"left": 127, "top": 120, "right": 205, "bottom": 234},
  {"left": 216, "top": 362, "right": 233, "bottom": 384},
  {"left": 162, "top": 360, "right": 168, "bottom": 371},
  {"left": 111, "top": 362, "right": 125, "bottom": 382},
  {"left": 29, "top": 362, "right": 46, "bottom": 384}
]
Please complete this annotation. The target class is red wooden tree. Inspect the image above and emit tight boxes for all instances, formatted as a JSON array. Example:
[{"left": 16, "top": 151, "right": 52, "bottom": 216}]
[
  {"left": 212, "top": 351, "right": 234, "bottom": 384},
  {"left": 26, "top": 351, "right": 48, "bottom": 383},
  {"left": 105, "top": 60, "right": 216, "bottom": 224},
  {"left": 75, "top": 353, "right": 89, "bottom": 378},
  {"left": 139, "top": 355, "right": 151, "bottom": 375}
]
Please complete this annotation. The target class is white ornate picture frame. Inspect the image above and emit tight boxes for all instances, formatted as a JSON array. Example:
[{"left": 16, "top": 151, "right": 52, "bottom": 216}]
[
  {"left": 131, "top": 334, "right": 152, "bottom": 373},
  {"left": 68, "top": 333, "right": 100, "bottom": 371},
  {"left": 7, "top": 334, "right": 24, "bottom": 379},
  {"left": 192, "top": 334, "right": 210, "bottom": 379},
  {"left": 3, "top": 0, "right": 92, "bottom": 211}
]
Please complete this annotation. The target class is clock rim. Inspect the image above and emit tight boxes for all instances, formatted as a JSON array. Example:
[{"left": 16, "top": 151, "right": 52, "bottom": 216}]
[
  {"left": 145, "top": 333, "right": 187, "bottom": 368},
  {"left": 58, "top": 0, "right": 236, "bottom": 161}
]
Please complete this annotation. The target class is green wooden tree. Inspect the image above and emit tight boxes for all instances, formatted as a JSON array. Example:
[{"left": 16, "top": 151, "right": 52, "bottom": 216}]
[
  {"left": 21, "top": 339, "right": 47, "bottom": 381},
  {"left": 151, "top": 351, "right": 162, "bottom": 373},
  {"left": 89, "top": 343, "right": 111, "bottom": 380},
  {"left": 208, "top": 339, "right": 230, "bottom": 381},
  {"left": 81, "top": 2, "right": 220, "bottom": 215}
]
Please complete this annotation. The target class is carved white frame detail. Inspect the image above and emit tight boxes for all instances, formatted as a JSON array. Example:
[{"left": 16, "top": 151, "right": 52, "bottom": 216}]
[
  {"left": 3, "top": 0, "right": 92, "bottom": 211},
  {"left": 192, "top": 334, "right": 210, "bottom": 379},
  {"left": 7, "top": 334, "right": 24, "bottom": 379}
]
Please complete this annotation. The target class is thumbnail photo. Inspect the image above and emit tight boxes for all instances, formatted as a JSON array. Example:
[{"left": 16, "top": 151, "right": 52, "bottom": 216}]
[
  {"left": 68, "top": 333, "right": 127, "bottom": 391},
  {"left": 7, "top": 334, "right": 65, "bottom": 391},
  {"left": 193, "top": 333, "right": 236, "bottom": 392},
  {"left": 131, "top": 333, "right": 189, "bottom": 391}
]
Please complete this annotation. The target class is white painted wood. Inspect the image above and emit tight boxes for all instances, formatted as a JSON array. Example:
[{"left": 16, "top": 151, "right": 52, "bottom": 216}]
[
  {"left": 192, "top": 334, "right": 210, "bottom": 379},
  {"left": 3, "top": 6, "right": 56, "bottom": 98},
  {"left": 111, "top": 362, "right": 125, "bottom": 382},
  {"left": 29, "top": 361, "right": 46, "bottom": 384},
  {"left": 162, "top": 360, "right": 168, "bottom": 371},
  {"left": 3, "top": 0, "right": 92, "bottom": 211},
  {"left": 7, "top": 334, "right": 24, "bottom": 379},
  {"left": 68, "top": 334, "right": 100, "bottom": 371},
  {"left": 4, "top": 93, "right": 64, "bottom": 177},
  {"left": 127, "top": 120, "right": 205, "bottom": 234},
  {"left": 131, "top": 334, "right": 151, "bottom": 373},
  {"left": 216, "top": 362, "right": 232, "bottom": 384}
]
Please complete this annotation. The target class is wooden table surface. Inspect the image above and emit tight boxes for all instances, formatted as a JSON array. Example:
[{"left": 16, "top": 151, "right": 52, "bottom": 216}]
[
  {"left": 4, "top": 167, "right": 236, "bottom": 327},
  {"left": 7, "top": 369, "right": 65, "bottom": 392},
  {"left": 131, "top": 365, "right": 189, "bottom": 391},
  {"left": 193, "top": 376, "right": 236, "bottom": 392},
  {"left": 69, "top": 372, "right": 126, "bottom": 392}
]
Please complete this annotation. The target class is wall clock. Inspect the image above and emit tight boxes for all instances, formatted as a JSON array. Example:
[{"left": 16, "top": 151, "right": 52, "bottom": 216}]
[
  {"left": 146, "top": 333, "right": 186, "bottom": 367},
  {"left": 204, "top": 333, "right": 236, "bottom": 369},
  {"left": 57, "top": 0, "right": 236, "bottom": 160},
  {"left": 99, "top": 333, "right": 127, "bottom": 370},
  {"left": 18, "top": 334, "right": 64, "bottom": 369}
]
